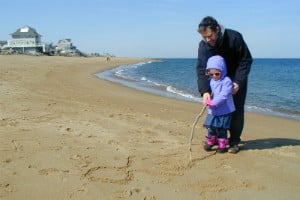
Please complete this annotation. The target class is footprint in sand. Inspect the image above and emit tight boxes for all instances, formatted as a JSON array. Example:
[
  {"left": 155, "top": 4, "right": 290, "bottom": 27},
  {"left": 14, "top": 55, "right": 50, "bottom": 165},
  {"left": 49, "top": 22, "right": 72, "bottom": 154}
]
[
  {"left": 1, "top": 118, "right": 18, "bottom": 127},
  {"left": 38, "top": 168, "right": 69, "bottom": 176},
  {"left": 11, "top": 140, "right": 23, "bottom": 151},
  {"left": 70, "top": 154, "right": 91, "bottom": 168},
  {"left": 68, "top": 185, "right": 87, "bottom": 199},
  {"left": 0, "top": 183, "right": 15, "bottom": 197}
]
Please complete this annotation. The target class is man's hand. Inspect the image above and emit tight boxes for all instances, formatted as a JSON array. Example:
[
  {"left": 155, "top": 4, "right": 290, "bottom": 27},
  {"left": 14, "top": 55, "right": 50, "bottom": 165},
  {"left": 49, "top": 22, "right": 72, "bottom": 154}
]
[{"left": 232, "top": 82, "right": 240, "bottom": 94}]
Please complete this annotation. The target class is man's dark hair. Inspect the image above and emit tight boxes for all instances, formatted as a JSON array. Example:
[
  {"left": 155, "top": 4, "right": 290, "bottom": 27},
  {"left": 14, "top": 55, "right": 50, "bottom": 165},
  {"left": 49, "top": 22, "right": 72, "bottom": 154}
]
[{"left": 198, "top": 16, "right": 219, "bottom": 32}]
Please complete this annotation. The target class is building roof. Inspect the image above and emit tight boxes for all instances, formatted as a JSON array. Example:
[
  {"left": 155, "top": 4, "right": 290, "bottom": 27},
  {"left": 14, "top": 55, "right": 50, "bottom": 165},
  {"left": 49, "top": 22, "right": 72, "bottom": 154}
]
[{"left": 11, "top": 25, "right": 41, "bottom": 38}]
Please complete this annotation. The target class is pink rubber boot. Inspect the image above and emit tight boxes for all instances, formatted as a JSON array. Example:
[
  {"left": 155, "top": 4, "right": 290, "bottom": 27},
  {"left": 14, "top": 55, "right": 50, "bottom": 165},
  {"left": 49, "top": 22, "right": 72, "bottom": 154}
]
[
  {"left": 204, "top": 135, "right": 217, "bottom": 151},
  {"left": 217, "top": 138, "right": 228, "bottom": 153}
]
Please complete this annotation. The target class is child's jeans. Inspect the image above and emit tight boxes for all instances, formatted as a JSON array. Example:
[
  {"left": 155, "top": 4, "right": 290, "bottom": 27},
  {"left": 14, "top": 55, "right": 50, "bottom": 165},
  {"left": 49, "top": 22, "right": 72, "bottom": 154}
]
[{"left": 207, "top": 127, "right": 227, "bottom": 139}]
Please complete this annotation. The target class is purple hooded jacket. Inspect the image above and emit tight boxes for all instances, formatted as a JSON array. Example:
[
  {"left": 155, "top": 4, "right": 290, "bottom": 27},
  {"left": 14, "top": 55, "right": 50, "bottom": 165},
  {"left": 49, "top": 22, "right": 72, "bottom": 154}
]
[{"left": 206, "top": 55, "right": 235, "bottom": 116}]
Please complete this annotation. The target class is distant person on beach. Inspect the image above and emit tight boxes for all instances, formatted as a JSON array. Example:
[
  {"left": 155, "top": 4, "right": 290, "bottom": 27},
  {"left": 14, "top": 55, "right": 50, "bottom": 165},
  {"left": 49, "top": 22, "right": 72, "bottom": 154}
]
[
  {"left": 203, "top": 55, "right": 235, "bottom": 153},
  {"left": 196, "top": 16, "right": 252, "bottom": 153}
]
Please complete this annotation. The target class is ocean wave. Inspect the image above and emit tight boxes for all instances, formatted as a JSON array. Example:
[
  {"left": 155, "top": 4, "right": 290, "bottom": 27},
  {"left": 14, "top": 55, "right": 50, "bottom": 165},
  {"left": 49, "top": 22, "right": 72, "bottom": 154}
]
[
  {"left": 110, "top": 62, "right": 150, "bottom": 81},
  {"left": 246, "top": 105, "right": 300, "bottom": 120},
  {"left": 166, "top": 86, "right": 198, "bottom": 100},
  {"left": 139, "top": 75, "right": 201, "bottom": 102},
  {"left": 140, "top": 76, "right": 164, "bottom": 87}
]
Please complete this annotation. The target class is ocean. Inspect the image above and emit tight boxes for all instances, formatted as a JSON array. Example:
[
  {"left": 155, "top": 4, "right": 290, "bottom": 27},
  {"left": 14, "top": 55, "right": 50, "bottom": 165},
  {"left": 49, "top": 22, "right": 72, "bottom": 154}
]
[{"left": 96, "top": 58, "right": 300, "bottom": 121}]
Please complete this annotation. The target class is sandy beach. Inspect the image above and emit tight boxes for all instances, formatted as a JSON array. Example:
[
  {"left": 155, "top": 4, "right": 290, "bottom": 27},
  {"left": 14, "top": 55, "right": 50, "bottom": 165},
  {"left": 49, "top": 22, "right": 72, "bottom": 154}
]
[{"left": 1, "top": 55, "right": 299, "bottom": 200}]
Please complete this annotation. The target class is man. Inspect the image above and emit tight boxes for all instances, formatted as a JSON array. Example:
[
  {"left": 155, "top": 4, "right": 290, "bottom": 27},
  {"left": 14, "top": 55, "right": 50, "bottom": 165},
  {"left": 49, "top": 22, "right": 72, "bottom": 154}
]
[{"left": 196, "top": 16, "right": 252, "bottom": 153}]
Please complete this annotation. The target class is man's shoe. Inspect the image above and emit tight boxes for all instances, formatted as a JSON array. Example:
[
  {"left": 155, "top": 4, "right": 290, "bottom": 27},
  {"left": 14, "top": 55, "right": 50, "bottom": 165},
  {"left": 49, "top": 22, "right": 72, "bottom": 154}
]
[{"left": 228, "top": 144, "right": 240, "bottom": 154}]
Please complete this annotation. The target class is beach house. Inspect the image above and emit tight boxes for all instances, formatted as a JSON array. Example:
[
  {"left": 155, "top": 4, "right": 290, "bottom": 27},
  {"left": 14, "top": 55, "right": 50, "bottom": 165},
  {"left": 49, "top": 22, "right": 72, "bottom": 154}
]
[{"left": 6, "top": 25, "right": 51, "bottom": 54}]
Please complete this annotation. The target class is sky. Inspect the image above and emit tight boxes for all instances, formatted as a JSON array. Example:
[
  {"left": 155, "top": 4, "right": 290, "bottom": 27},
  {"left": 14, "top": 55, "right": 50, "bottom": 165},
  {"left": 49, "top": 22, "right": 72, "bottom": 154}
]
[{"left": 1, "top": 0, "right": 300, "bottom": 58}]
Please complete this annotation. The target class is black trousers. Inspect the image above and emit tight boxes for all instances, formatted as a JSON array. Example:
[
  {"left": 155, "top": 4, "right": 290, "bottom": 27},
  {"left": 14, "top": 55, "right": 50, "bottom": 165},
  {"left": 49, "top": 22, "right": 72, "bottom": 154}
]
[{"left": 229, "top": 81, "right": 248, "bottom": 145}]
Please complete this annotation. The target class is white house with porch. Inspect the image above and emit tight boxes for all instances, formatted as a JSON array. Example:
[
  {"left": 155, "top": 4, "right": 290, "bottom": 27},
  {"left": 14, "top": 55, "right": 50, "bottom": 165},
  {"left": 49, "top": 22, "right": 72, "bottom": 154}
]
[{"left": 6, "top": 25, "right": 51, "bottom": 54}]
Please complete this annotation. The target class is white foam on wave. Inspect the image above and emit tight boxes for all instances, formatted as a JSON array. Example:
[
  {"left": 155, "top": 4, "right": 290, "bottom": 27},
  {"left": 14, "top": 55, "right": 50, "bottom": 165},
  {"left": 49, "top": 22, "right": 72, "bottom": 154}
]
[
  {"left": 111, "top": 62, "right": 150, "bottom": 81},
  {"left": 139, "top": 76, "right": 201, "bottom": 102},
  {"left": 166, "top": 86, "right": 197, "bottom": 100},
  {"left": 141, "top": 76, "right": 164, "bottom": 87}
]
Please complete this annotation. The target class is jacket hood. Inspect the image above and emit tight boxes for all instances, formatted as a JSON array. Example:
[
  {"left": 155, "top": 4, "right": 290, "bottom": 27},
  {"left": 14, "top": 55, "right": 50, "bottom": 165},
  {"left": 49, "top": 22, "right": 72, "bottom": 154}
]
[
  {"left": 217, "top": 25, "right": 225, "bottom": 46},
  {"left": 206, "top": 55, "right": 227, "bottom": 79}
]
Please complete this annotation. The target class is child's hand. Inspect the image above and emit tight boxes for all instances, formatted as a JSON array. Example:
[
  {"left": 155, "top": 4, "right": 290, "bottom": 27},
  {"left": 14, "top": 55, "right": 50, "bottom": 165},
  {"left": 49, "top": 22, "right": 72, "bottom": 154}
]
[
  {"left": 204, "top": 99, "right": 214, "bottom": 107},
  {"left": 202, "top": 93, "right": 211, "bottom": 105}
]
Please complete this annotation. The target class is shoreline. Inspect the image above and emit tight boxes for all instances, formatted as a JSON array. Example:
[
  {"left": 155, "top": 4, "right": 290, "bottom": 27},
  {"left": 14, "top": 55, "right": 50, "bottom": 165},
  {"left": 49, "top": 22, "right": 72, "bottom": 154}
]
[
  {"left": 1, "top": 55, "right": 299, "bottom": 200},
  {"left": 95, "top": 61, "right": 300, "bottom": 121}
]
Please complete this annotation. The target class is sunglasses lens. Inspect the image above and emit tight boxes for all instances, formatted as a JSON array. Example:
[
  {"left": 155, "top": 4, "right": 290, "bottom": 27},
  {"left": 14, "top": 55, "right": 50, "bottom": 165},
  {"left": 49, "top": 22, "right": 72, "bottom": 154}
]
[{"left": 209, "top": 73, "right": 220, "bottom": 76}]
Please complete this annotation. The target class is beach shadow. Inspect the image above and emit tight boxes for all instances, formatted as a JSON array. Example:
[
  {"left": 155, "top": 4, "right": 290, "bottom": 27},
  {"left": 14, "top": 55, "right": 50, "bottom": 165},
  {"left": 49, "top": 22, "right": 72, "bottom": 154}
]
[{"left": 241, "top": 138, "right": 300, "bottom": 150}]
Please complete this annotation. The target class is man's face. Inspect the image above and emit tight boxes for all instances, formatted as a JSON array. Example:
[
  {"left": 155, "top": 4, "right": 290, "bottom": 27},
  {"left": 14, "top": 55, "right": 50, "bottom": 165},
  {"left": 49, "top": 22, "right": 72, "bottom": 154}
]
[{"left": 200, "top": 27, "right": 219, "bottom": 47}]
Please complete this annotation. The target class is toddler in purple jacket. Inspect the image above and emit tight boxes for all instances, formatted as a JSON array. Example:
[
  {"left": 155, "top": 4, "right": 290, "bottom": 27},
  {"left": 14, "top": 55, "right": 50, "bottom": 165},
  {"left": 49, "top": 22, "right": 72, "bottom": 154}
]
[{"left": 203, "top": 55, "right": 235, "bottom": 153}]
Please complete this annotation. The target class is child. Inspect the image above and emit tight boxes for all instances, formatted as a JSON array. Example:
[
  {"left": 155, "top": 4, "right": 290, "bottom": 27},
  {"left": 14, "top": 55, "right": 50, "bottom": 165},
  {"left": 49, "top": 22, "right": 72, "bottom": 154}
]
[{"left": 203, "top": 55, "right": 235, "bottom": 153}]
